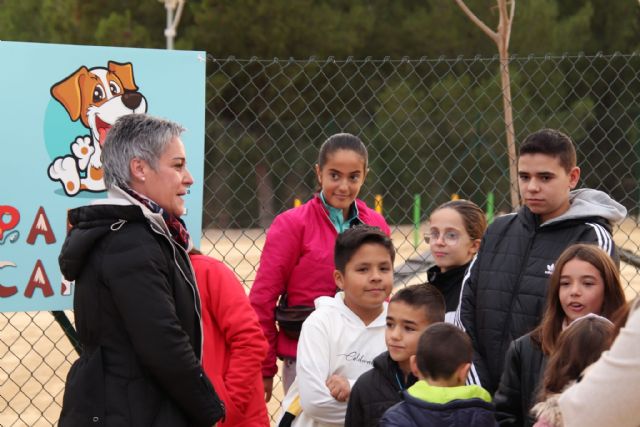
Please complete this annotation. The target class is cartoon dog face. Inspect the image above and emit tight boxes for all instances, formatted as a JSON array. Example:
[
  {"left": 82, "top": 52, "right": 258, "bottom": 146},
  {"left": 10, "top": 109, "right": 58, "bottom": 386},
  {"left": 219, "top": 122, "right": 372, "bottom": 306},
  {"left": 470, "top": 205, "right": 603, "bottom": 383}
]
[
  {"left": 51, "top": 61, "right": 147, "bottom": 146},
  {"left": 48, "top": 61, "right": 148, "bottom": 196}
]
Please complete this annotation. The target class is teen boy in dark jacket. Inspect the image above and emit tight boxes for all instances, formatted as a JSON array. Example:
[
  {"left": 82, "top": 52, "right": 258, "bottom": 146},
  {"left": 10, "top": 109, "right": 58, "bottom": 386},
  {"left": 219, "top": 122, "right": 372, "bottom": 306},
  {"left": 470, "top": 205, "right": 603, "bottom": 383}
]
[{"left": 455, "top": 129, "right": 626, "bottom": 394}]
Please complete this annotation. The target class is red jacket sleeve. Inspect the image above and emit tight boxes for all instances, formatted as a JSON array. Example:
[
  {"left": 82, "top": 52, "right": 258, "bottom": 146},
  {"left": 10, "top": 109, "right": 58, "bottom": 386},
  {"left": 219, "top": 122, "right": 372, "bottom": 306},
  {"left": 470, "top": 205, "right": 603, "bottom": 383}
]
[
  {"left": 248, "top": 212, "right": 303, "bottom": 377},
  {"left": 194, "top": 256, "right": 268, "bottom": 414}
]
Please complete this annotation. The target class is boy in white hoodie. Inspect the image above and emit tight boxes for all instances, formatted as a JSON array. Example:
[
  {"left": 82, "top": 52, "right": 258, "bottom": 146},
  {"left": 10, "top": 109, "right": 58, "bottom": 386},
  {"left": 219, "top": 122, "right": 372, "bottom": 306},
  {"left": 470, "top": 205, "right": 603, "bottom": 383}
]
[{"left": 279, "top": 225, "right": 395, "bottom": 427}]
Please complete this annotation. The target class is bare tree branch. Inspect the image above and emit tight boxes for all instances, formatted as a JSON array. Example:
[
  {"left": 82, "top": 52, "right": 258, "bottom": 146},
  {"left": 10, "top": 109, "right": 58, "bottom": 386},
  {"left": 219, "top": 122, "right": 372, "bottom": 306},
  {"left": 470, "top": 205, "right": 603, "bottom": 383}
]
[
  {"left": 456, "top": 0, "right": 519, "bottom": 209},
  {"left": 509, "top": 0, "right": 516, "bottom": 19},
  {"left": 507, "top": 0, "right": 515, "bottom": 45},
  {"left": 453, "top": 0, "right": 499, "bottom": 43}
]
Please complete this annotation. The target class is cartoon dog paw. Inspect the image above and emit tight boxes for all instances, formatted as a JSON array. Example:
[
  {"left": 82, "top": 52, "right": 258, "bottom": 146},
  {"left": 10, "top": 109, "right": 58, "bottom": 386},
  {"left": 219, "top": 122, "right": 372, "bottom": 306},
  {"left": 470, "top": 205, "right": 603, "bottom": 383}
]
[
  {"left": 48, "top": 156, "right": 81, "bottom": 196},
  {"left": 71, "top": 136, "right": 94, "bottom": 171}
]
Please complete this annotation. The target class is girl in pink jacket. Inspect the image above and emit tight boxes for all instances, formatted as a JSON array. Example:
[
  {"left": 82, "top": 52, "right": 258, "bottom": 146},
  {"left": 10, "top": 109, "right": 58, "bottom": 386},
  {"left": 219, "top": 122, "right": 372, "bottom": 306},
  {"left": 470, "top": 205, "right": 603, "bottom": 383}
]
[{"left": 249, "top": 133, "right": 390, "bottom": 402}]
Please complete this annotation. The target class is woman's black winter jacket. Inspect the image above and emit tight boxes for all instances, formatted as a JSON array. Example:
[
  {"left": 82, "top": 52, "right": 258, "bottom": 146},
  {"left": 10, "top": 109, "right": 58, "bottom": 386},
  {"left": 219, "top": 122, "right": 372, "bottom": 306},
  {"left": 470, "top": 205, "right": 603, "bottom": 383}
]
[{"left": 58, "top": 203, "right": 224, "bottom": 426}]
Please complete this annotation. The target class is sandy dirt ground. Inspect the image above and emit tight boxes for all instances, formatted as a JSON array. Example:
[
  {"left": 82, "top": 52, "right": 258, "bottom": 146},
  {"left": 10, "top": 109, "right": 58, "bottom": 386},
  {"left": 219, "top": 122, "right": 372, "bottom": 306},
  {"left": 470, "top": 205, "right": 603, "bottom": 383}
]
[
  {"left": 2, "top": 221, "right": 640, "bottom": 426},
  {"left": 201, "top": 222, "right": 640, "bottom": 299}
]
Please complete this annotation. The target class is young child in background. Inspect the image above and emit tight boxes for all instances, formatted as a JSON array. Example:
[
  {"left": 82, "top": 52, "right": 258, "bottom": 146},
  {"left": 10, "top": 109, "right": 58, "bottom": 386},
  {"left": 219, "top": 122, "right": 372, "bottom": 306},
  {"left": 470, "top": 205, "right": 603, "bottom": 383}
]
[
  {"left": 557, "top": 297, "right": 640, "bottom": 427},
  {"left": 426, "top": 200, "right": 486, "bottom": 322},
  {"left": 457, "top": 128, "right": 626, "bottom": 394},
  {"left": 380, "top": 323, "right": 496, "bottom": 427},
  {"left": 279, "top": 225, "right": 395, "bottom": 427},
  {"left": 189, "top": 250, "right": 270, "bottom": 427},
  {"left": 249, "top": 133, "right": 390, "bottom": 401},
  {"left": 494, "top": 244, "right": 626, "bottom": 427},
  {"left": 345, "top": 284, "right": 446, "bottom": 427},
  {"left": 531, "top": 315, "right": 614, "bottom": 427}
]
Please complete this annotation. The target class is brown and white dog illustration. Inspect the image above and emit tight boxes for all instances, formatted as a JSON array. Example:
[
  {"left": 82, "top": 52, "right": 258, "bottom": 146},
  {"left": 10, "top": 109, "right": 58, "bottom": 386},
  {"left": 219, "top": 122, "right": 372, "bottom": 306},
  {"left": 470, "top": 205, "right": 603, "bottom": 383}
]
[{"left": 48, "top": 61, "right": 147, "bottom": 196}]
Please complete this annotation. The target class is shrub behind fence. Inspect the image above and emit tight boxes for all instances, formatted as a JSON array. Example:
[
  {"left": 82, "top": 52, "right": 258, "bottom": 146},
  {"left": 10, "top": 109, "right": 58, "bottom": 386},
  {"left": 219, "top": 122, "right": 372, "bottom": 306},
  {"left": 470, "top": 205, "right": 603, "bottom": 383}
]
[{"left": 2, "top": 53, "right": 640, "bottom": 426}]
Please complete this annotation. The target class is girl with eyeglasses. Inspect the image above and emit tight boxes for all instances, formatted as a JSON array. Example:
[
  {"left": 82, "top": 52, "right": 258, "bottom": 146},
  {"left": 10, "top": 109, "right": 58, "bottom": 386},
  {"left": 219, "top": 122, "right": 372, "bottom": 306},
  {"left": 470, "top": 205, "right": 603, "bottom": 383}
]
[{"left": 425, "top": 200, "right": 487, "bottom": 322}]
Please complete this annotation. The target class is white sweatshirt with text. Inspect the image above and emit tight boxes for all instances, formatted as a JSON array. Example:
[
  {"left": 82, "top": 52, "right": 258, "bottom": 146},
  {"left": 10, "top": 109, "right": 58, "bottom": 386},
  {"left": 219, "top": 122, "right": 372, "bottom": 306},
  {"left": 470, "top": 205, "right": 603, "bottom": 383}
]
[{"left": 281, "top": 292, "right": 388, "bottom": 427}]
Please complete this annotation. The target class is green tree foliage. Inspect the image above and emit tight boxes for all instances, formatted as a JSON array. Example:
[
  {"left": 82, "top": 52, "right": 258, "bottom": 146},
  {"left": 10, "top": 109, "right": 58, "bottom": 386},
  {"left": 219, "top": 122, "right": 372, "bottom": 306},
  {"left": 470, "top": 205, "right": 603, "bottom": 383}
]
[
  {"left": 0, "top": 0, "right": 164, "bottom": 47},
  {"left": 2, "top": 0, "right": 640, "bottom": 225},
  {"left": 183, "top": 0, "right": 372, "bottom": 57},
  {"left": 95, "top": 10, "right": 154, "bottom": 47},
  {"left": 360, "top": 0, "right": 494, "bottom": 58}
]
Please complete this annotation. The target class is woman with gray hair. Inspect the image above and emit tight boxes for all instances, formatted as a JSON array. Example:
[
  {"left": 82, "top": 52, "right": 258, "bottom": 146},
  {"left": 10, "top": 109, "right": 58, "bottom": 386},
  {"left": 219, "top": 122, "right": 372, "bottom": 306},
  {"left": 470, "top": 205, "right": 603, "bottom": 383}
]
[{"left": 58, "top": 114, "right": 225, "bottom": 426}]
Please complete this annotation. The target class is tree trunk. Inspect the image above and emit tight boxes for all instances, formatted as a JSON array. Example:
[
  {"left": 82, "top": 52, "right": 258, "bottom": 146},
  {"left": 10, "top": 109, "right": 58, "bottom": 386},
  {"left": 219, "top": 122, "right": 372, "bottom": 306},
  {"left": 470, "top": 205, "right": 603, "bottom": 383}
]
[
  {"left": 255, "top": 160, "right": 275, "bottom": 228},
  {"left": 454, "top": 0, "right": 519, "bottom": 210},
  {"left": 498, "top": 43, "right": 519, "bottom": 209}
]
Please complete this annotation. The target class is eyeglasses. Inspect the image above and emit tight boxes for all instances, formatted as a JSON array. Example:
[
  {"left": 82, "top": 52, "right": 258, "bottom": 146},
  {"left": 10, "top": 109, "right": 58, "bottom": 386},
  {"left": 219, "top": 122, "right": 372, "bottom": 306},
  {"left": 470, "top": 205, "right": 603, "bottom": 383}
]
[{"left": 424, "top": 230, "right": 462, "bottom": 245}]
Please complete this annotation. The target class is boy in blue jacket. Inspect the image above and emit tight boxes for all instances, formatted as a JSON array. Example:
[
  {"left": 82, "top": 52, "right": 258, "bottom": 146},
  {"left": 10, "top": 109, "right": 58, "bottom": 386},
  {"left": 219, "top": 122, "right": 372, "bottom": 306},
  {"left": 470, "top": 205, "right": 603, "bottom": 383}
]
[{"left": 380, "top": 323, "right": 496, "bottom": 427}]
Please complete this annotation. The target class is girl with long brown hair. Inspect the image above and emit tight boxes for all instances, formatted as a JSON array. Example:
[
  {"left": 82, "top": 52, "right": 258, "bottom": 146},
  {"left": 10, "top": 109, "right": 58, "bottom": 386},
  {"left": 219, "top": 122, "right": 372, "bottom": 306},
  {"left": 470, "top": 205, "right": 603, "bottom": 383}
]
[{"left": 494, "top": 243, "right": 626, "bottom": 427}]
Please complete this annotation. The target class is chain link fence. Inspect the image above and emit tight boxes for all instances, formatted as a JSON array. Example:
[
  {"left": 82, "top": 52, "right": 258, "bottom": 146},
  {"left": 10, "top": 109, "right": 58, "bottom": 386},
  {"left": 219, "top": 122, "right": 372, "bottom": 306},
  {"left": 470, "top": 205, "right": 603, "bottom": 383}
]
[{"left": 3, "top": 53, "right": 640, "bottom": 426}]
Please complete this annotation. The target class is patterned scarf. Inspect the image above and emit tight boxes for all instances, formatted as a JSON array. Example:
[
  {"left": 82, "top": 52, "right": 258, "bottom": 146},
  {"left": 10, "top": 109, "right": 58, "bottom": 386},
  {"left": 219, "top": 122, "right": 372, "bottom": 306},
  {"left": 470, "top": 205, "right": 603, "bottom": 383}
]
[{"left": 121, "top": 185, "right": 191, "bottom": 250}]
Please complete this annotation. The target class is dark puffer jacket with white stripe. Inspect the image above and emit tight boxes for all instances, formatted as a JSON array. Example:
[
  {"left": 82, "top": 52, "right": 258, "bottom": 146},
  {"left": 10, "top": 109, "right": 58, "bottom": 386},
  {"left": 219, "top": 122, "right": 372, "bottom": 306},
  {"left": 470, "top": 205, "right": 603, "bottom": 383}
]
[{"left": 458, "top": 188, "right": 626, "bottom": 395}]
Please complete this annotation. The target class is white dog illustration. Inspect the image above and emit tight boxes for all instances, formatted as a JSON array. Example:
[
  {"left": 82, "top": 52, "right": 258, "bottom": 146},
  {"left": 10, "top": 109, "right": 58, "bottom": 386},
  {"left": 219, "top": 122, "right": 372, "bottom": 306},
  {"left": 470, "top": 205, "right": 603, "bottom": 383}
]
[{"left": 48, "top": 61, "right": 147, "bottom": 195}]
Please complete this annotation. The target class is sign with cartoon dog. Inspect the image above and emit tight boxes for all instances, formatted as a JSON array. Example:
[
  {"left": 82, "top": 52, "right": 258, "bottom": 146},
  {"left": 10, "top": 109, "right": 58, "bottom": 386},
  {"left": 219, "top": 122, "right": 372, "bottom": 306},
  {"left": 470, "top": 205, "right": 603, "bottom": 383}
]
[
  {"left": 0, "top": 41, "right": 206, "bottom": 312},
  {"left": 49, "top": 61, "right": 148, "bottom": 195}
]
